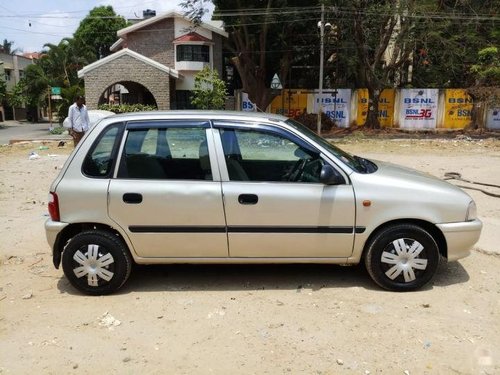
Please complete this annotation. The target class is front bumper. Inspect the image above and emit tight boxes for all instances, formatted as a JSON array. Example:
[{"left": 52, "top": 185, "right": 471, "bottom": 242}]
[{"left": 437, "top": 219, "right": 482, "bottom": 261}]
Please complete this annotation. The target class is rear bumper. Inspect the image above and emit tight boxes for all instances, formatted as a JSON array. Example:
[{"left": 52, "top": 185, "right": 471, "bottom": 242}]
[
  {"left": 45, "top": 219, "right": 68, "bottom": 248},
  {"left": 437, "top": 219, "right": 482, "bottom": 261},
  {"left": 45, "top": 219, "right": 69, "bottom": 268}
]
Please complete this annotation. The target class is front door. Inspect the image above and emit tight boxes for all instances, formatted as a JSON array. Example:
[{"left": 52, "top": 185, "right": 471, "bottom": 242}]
[
  {"left": 108, "top": 122, "right": 228, "bottom": 258},
  {"left": 216, "top": 126, "right": 356, "bottom": 258}
]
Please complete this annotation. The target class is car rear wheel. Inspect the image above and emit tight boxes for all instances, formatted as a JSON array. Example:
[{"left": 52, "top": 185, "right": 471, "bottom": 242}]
[
  {"left": 364, "top": 224, "right": 440, "bottom": 291},
  {"left": 62, "top": 230, "right": 132, "bottom": 295}
]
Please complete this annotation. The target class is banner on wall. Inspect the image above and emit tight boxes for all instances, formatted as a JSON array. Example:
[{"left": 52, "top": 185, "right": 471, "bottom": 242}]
[
  {"left": 356, "top": 89, "right": 395, "bottom": 127},
  {"left": 399, "top": 89, "right": 438, "bottom": 128},
  {"left": 241, "top": 92, "right": 256, "bottom": 112},
  {"left": 269, "top": 91, "right": 308, "bottom": 118},
  {"left": 313, "top": 90, "right": 351, "bottom": 128},
  {"left": 486, "top": 108, "right": 500, "bottom": 129},
  {"left": 443, "top": 89, "right": 473, "bottom": 128}
]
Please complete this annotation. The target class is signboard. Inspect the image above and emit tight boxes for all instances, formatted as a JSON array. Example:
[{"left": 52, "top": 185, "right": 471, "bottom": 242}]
[
  {"left": 269, "top": 91, "right": 308, "bottom": 118},
  {"left": 313, "top": 89, "right": 351, "bottom": 128},
  {"left": 486, "top": 108, "right": 500, "bottom": 129},
  {"left": 443, "top": 89, "right": 473, "bottom": 129},
  {"left": 51, "top": 87, "right": 61, "bottom": 95},
  {"left": 399, "top": 89, "right": 438, "bottom": 129},
  {"left": 356, "top": 89, "right": 395, "bottom": 127},
  {"left": 241, "top": 92, "right": 256, "bottom": 112}
]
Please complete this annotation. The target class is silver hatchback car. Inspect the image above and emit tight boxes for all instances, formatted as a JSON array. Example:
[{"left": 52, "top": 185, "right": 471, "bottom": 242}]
[{"left": 45, "top": 111, "right": 482, "bottom": 295}]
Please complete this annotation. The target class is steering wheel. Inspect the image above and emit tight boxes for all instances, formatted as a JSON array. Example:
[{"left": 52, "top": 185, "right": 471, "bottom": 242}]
[{"left": 286, "top": 159, "right": 308, "bottom": 182}]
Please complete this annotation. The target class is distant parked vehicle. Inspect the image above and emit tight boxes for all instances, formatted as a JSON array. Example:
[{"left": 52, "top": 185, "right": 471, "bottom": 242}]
[
  {"left": 45, "top": 111, "right": 482, "bottom": 295},
  {"left": 62, "top": 110, "right": 115, "bottom": 129}
]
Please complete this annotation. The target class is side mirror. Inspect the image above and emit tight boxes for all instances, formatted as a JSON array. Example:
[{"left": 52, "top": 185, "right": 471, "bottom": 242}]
[{"left": 320, "top": 164, "right": 344, "bottom": 185}]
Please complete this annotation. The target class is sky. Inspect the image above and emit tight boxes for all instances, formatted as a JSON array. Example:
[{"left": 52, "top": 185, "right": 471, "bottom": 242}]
[{"left": 0, "top": 0, "right": 213, "bottom": 53}]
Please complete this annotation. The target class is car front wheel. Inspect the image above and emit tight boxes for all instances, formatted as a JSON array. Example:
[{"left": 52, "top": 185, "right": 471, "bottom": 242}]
[
  {"left": 62, "top": 230, "right": 132, "bottom": 295},
  {"left": 364, "top": 224, "right": 440, "bottom": 291}
]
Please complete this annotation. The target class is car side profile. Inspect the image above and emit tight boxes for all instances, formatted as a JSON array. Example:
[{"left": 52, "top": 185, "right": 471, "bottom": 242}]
[{"left": 45, "top": 111, "right": 482, "bottom": 295}]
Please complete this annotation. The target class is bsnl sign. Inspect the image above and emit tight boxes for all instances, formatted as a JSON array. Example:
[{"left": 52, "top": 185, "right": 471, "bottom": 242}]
[
  {"left": 316, "top": 97, "right": 348, "bottom": 105},
  {"left": 403, "top": 98, "right": 435, "bottom": 104}
]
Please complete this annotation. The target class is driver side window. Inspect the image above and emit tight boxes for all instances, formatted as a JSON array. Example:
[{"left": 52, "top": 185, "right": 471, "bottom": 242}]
[{"left": 220, "top": 128, "right": 324, "bottom": 183}]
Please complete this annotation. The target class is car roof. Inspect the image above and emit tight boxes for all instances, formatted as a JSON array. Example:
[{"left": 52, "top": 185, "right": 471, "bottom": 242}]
[{"left": 107, "top": 110, "right": 289, "bottom": 124}]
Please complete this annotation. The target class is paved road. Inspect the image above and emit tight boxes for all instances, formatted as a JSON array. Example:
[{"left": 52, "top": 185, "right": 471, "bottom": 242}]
[{"left": 0, "top": 121, "right": 70, "bottom": 145}]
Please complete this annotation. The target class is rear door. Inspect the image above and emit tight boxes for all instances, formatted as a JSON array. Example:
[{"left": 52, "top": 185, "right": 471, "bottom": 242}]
[{"left": 108, "top": 121, "right": 228, "bottom": 258}]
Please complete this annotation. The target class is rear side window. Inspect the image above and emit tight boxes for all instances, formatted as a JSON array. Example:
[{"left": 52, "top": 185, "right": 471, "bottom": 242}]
[
  {"left": 118, "top": 127, "right": 212, "bottom": 180},
  {"left": 82, "top": 124, "right": 122, "bottom": 177}
]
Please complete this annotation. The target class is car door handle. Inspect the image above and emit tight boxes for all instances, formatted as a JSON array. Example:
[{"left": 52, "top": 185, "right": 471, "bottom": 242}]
[
  {"left": 238, "top": 194, "right": 258, "bottom": 205},
  {"left": 123, "top": 193, "right": 143, "bottom": 204}
]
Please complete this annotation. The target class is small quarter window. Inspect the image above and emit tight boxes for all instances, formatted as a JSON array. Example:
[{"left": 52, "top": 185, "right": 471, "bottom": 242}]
[{"left": 82, "top": 124, "right": 122, "bottom": 177}]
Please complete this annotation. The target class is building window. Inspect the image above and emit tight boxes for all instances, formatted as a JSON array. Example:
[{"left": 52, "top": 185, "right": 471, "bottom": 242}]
[
  {"left": 176, "top": 45, "right": 209, "bottom": 62},
  {"left": 5, "top": 69, "right": 11, "bottom": 81}
]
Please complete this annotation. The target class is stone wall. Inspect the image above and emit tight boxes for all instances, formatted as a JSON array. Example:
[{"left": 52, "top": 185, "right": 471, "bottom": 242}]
[
  {"left": 125, "top": 19, "right": 175, "bottom": 68},
  {"left": 83, "top": 54, "right": 171, "bottom": 110}
]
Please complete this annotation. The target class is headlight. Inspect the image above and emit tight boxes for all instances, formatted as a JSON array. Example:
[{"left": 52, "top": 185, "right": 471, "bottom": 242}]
[{"left": 466, "top": 201, "right": 477, "bottom": 221}]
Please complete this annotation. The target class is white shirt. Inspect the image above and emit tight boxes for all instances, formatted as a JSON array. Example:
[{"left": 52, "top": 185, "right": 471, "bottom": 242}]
[{"left": 68, "top": 103, "right": 90, "bottom": 132}]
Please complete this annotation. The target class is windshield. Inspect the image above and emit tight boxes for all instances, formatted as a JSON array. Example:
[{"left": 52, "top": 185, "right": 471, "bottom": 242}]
[{"left": 285, "top": 119, "right": 372, "bottom": 173}]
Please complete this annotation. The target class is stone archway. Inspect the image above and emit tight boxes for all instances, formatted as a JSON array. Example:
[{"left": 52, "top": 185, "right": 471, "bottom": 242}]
[
  {"left": 99, "top": 81, "right": 158, "bottom": 107},
  {"left": 82, "top": 53, "right": 173, "bottom": 110}
]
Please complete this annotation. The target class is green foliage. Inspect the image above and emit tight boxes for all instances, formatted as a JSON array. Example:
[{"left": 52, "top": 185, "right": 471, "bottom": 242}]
[
  {"left": 7, "top": 81, "right": 26, "bottom": 108},
  {"left": 409, "top": 0, "right": 499, "bottom": 88},
  {"left": 0, "top": 79, "right": 6, "bottom": 102},
  {"left": 40, "top": 38, "right": 90, "bottom": 87},
  {"left": 98, "top": 103, "right": 157, "bottom": 113},
  {"left": 0, "top": 39, "right": 20, "bottom": 55},
  {"left": 74, "top": 6, "right": 128, "bottom": 60},
  {"left": 470, "top": 47, "right": 500, "bottom": 85},
  {"left": 49, "top": 126, "right": 67, "bottom": 135},
  {"left": 21, "top": 65, "right": 48, "bottom": 107},
  {"left": 181, "top": 0, "right": 324, "bottom": 110},
  {"left": 191, "top": 66, "right": 227, "bottom": 110}
]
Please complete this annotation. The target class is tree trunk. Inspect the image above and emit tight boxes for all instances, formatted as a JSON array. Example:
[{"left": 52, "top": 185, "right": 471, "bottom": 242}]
[{"left": 366, "top": 88, "right": 381, "bottom": 129}]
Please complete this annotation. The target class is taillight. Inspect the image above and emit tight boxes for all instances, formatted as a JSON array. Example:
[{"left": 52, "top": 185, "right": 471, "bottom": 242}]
[{"left": 48, "top": 192, "right": 60, "bottom": 221}]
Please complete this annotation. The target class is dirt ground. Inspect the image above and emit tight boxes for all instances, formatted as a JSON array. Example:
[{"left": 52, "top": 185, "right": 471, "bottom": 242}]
[{"left": 0, "top": 137, "right": 499, "bottom": 374}]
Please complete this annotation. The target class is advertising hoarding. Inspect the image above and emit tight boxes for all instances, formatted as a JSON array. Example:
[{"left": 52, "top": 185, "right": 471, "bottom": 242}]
[
  {"left": 443, "top": 89, "right": 473, "bottom": 128},
  {"left": 399, "top": 89, "right": 439, "bottom": 129}
]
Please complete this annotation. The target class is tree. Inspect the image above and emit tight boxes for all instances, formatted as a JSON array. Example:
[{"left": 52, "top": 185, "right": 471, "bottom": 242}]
[
  {"left": 40, "top": 38, "right": 90, "bottom": 87},
  {"left": 7, "top": 81, "right": 27, "bottom": 121},
  {"left": 21, "top": 64, "right": 51, "bottom": 122},
  {"left": 0, "top": 79, "right": 6, "bottom": 103},
  {"left": 407, "top": 0, "right": 497, "bottom": 89},
  {"left": 345, "top": 0, "right": 417, "bottom": 128},
  {"left": 468, "top": 46, "right": 500, "bottom": 126},
  {"left": 191, "top": 66, "right": 227, "bottom": 109},
  {"left": 0, "top": 39, "right": 20, "bottom": 55},
  {"left": 74, "top": 6, "right": 128, "bottom": 60},
  {"left": 181, "top": 0, "right": 324, "bottom": 111}
]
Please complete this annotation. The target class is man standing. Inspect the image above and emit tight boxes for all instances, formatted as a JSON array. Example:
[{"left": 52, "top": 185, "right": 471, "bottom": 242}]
[{"left": 68, "top": 95, "right": 90, "bottom": 146}]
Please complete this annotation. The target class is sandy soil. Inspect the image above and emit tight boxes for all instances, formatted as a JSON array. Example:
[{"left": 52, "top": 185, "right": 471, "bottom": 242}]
[{"left": 0, "top": 138, "right": 499, "bottom": 374}]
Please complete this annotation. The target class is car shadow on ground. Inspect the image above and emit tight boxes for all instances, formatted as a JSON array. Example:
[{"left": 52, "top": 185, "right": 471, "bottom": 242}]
[{"left": 56, "top": 260, "right": 470, "bottom": 295}]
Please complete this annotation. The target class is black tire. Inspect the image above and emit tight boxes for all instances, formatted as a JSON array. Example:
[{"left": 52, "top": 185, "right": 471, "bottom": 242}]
[
  {"left": 62, "top": 230, "right": 132, "bottom": 295},
  {"left": 364, "top": 224, "right": 440, "bottom": 291}
]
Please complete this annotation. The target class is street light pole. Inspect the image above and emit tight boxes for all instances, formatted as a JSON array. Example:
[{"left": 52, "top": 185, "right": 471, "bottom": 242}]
[{"left": 317, "top": 4, "right": 325, "bottom": 136}]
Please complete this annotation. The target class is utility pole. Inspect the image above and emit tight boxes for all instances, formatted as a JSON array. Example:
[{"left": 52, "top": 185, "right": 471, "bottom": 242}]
[
  {"left": 317, "top": 3, "right": 325, "bottom": 135},
  {"left": 48, "top": 86, "right": 52, "bottom": 128}
]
